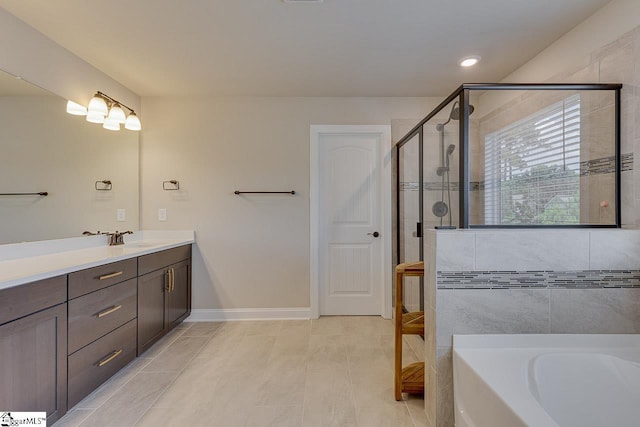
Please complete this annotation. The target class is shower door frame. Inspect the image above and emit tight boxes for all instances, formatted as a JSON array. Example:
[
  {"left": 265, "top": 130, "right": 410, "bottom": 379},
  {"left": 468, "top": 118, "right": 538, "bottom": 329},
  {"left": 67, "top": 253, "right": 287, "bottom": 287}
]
[
  {"left": 395, "top": 88, "right": 467, "bottom": 272},
  {"left": 395, "top": 83, "right": 623, "bottom": 236}
]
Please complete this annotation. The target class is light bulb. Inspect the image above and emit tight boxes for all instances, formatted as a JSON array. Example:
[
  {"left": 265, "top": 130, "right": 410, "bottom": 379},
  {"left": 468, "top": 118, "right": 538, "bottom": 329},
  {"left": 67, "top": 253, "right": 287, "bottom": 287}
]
[
  {"left": 124, "top": 112, "right": 142, "bottom": 131},
  {"left": 87, "top": 93, "right": 108, "bottom": 115},
  {"left": 66, "top": 100, "right": 87, "bottom": 116},
  {"left": 86, "top": 110, "right": 106, "bottom": 124},
  {"left": 108, "top": 103, "right": 127, "bottom": 124},
  {"left": 103, "top": 117, "right": 120, "bottom": 131},
  {"left": 459, "top": 56, "right": 481, "bottom": 68}
]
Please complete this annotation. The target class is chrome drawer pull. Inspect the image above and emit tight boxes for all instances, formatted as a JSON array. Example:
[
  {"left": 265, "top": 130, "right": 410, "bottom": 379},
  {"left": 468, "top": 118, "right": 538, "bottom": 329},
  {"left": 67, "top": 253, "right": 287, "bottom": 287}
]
[
  {"left": 99, "top": 271, "right": 124, "bottom": 280},
  {"left": 98, "top": 349, "right": 123, "bottom": 367},
  {"left": 97, "top": 304, "right": 123, "bottom": 318}
]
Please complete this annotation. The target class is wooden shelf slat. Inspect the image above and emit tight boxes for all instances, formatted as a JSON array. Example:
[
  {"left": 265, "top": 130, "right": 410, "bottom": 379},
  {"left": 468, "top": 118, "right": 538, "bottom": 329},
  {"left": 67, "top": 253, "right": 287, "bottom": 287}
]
[{"left": 394, "top": 261, "right": 425, "bottom": 401}]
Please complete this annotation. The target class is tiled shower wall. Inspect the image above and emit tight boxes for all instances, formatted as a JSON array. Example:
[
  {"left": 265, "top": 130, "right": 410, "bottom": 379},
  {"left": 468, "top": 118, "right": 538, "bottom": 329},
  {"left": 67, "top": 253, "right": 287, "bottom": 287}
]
[
  {"left": 425, "top": 229, "right": 640, "bottom": 427},
  {"left": 497, "top": 24, "right": 640, "bottom": 227},
  {"left": 476, "top": 90, "right": 621, "bottom": 225}
]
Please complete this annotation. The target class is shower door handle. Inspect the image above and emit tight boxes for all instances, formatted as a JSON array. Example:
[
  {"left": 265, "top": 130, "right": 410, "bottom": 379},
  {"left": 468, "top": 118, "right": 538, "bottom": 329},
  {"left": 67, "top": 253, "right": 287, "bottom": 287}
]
[{"left": 367, "top": 231, "right": 380, "bottom": 238}]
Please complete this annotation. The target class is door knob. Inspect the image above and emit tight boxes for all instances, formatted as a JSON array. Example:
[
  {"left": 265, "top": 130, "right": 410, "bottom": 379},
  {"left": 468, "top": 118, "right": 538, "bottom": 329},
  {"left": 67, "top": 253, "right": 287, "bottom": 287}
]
[{"left": 367, "top": 231, "right": 380, "bottom": 238}]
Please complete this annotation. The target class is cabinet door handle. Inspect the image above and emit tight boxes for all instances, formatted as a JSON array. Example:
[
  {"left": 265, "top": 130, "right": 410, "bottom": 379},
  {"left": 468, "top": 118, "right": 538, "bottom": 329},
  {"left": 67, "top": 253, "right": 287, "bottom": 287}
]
[
  {"left": 170, "top": 268, "right": 175, "bottom": 292},
  {"left": 165, "top": 270, "right": 171, "bottom": 292},
  {"left": 97, "top": 305, "right": 123, "bottom": 318},
  {"left": 98, "top": 349, "right": 123, "bottom": 367},
  {"left": 99, "top": 271, "right": 124, "bottom": 280}
]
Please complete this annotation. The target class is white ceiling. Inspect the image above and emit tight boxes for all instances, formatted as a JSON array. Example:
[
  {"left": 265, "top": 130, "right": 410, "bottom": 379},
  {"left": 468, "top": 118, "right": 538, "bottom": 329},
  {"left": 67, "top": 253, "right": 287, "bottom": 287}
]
[{"left": 0, "top": 0, "right": 612, "bottom": 97}]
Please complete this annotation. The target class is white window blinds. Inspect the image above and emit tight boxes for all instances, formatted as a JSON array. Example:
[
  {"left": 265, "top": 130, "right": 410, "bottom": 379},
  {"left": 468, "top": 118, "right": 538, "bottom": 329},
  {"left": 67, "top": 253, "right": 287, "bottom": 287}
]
[{"left": 484, "top": 94, "right": 581, "bottom": 225}]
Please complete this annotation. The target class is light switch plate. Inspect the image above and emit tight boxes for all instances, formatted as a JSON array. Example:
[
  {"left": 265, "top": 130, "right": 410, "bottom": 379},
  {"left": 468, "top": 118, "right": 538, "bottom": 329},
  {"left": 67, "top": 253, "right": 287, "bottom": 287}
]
[
  {"left": 158, "top": 208, "right": 167, "bottom": 221},
  {"left": 117, "top": 208, "right": 126, "bottom": 221}
]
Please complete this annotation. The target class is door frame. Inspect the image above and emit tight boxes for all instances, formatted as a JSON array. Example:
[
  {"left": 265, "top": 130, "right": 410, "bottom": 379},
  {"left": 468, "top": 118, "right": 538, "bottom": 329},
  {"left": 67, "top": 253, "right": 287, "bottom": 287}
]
[{"left": 310, "top": 125, "right": 392, "bottom": 319}]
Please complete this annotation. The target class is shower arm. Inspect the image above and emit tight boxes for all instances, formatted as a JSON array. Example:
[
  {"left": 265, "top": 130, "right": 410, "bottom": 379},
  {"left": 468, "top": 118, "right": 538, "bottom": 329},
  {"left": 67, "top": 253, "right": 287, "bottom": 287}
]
[{"left": 436, "top": 101, "right": 459, "bottom": 169}]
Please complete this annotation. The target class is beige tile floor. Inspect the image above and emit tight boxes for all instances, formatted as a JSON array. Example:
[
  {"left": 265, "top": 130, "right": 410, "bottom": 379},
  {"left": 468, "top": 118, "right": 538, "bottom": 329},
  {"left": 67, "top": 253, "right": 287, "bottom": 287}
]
[{"left": 53, "top": 316, "right": 427, "bottom": 427}]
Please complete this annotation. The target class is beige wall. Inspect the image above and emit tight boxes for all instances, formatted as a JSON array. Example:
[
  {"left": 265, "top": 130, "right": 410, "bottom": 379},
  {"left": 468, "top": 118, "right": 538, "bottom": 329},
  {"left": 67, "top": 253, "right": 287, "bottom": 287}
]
[
  {"left": 504, "top": 0, "right": 640, "bottom": 85},
  {"left": 140, "top": 97, "right": 440, "bottom": 310}
]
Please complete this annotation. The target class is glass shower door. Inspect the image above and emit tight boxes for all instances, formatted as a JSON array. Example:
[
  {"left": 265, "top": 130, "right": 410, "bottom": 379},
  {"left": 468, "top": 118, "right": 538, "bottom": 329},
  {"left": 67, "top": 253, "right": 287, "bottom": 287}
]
[{"left": 397, "top": 131, "right": 423, "bottom": 312}]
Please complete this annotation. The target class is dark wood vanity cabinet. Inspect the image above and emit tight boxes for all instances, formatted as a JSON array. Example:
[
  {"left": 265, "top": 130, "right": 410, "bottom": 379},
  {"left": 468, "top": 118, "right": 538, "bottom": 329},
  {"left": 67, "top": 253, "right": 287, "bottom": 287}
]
[
  {"left": 137, "top": 245, "right": 192, "bottom": 355},
  {"left": 0, "top": 243, "right": 192, "bottom": 418},
  {"left": 66, "top": 258, "right": 139, "bottom": 408},
  {"left": 0, "top": 276, "right": 68, "bottom": 424}
]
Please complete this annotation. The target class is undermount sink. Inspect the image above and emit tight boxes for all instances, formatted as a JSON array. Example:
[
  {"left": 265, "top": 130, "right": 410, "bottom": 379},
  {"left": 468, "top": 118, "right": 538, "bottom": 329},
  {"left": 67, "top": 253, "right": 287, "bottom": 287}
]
[{"left": 124, "top": 241, "right": 163, "bottom": 248}]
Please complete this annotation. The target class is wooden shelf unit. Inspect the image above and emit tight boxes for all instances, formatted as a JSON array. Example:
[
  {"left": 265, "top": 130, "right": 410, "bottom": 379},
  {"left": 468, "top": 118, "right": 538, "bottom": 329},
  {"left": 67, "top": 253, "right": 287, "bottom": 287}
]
[{"left": 394, "top": 261, "right": 425, "bottom": 401}]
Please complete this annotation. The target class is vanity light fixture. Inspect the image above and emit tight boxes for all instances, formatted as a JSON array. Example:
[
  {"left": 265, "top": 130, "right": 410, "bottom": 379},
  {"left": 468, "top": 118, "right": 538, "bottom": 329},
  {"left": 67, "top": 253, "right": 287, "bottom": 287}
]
[
  {"left": 66, "top": 100, "right": 87, "bottom": 116},
  {"left": 87, "top": 93, "right": 108, "bottom": 116},
  {"left": 107, "top": 103, "right": 127, "bottom": 124},
  {"left": 124, "top": 112, "right": 141, "bottom": 131},
  {"left": 86, "top": 110, "right": 106, "bottom": 124},
  {"left": 103, "top": 117, "right": 121, "bottom": 131},
  {"left": 66, "top": 91, "right": 142, "bottom": 131},
  {"left": 459, "top": 55, "right": 481, "bottom": 68}
]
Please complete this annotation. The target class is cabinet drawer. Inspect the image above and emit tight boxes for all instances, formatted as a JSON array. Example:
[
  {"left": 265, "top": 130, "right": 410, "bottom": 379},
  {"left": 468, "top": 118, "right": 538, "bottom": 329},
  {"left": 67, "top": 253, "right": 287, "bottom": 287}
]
[
  {"left": 68, "top": 319, "right": 136, "bottom": 408},
  {"left": 138, "top": 245, "right": 191, "bottom": 275},
  {"left": 68, "top": 278, "right": 137, "bottom": 354},
  {"left": 0, "top": 275, "right": 67, "bottom": 325},
  {"left": 69, "top": 258, "right": 137, "bottom": 299}
]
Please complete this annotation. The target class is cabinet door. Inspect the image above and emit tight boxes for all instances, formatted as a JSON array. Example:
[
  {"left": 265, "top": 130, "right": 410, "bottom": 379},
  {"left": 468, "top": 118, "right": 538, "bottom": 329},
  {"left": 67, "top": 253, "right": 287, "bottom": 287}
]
[
  {"left": 167, "top": 259, "right": 191, "bottom": 328},
  {"left": 137, "top": 268, "right": 167, "bottom": 354},
  {"left": 0, "top": 304, "right": 67, "bottom": 424}
]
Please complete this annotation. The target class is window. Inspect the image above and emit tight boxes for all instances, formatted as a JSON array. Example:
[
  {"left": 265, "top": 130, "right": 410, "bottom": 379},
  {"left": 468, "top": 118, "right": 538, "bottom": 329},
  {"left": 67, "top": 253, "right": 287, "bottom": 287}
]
[{"left": 484, "top": 94, "right": 581, "bottom": 225}]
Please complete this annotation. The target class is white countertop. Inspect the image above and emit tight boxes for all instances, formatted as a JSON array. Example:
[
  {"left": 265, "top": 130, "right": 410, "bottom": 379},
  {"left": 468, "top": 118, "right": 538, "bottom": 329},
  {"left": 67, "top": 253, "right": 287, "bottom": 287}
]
[{"left": 0, "top": 230, "right": 195, "bottom": 290}]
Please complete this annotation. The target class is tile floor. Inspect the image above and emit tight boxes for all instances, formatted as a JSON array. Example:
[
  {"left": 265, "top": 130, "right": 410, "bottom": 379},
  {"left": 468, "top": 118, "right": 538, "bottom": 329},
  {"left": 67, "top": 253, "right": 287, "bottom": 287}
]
[{"left": 53, "top": 316, "right": 427, "bottom": 427}]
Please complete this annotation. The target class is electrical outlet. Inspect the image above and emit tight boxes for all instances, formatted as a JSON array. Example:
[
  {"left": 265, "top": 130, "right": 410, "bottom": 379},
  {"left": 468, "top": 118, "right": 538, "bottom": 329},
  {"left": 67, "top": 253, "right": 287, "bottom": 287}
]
[
  {"left": 158, "top": 208, "right": 167, "bottom": 221},
  {"left": 117, "top": 208, "right": 126, "bottom": 221}
]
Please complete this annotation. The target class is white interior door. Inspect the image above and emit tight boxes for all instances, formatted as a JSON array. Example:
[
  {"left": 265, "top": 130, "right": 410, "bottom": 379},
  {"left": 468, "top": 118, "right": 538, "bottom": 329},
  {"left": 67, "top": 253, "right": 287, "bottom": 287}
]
[{"left": 317, "top": 130, "right": 384, "bottom": 315}]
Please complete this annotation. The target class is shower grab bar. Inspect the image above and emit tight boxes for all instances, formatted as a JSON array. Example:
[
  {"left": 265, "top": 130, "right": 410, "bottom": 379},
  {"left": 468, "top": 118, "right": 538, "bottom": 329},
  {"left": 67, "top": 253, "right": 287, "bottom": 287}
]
[
  {"left": 0, "top": 192, "right": 48, "bottom": 196},
  {"left": 234, "top": 190, "right": 295, "bottom": 195}
]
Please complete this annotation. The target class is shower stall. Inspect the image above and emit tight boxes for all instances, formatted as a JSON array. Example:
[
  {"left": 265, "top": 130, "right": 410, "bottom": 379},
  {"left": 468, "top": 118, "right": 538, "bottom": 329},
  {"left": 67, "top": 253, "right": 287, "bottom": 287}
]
[{"left": 394, "top": 83, "right": 622, "bottom": 310}]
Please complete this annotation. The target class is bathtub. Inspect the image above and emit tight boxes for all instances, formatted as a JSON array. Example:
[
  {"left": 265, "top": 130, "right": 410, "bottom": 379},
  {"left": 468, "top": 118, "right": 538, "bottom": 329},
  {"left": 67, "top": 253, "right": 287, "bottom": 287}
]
[{"left": 452, "top": 334, "right": 640, "bottom": 427}]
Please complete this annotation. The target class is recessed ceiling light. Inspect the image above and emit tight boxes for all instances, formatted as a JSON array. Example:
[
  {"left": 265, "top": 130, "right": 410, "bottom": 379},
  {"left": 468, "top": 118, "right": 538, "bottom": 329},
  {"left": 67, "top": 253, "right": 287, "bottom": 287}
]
[{"left": 459, "top": 56, "right": 481, "bottom": 68}]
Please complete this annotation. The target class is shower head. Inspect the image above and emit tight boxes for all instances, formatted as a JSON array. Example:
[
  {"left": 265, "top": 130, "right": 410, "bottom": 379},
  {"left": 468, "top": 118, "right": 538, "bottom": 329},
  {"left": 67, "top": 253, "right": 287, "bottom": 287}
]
[
  {"left": 437, "top": 102, "right": 475, "bottom": 130},
  {"left": 449, "top": 103, "right": 475, "bottom": 120},
  {"left": 445, "top": 144, "right": 456, "bottom": 169}
]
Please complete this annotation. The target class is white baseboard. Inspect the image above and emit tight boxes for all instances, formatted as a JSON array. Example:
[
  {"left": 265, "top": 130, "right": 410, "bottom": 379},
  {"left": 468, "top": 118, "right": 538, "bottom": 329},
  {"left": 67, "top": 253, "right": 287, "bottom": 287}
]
[{"left": 185, "top": 307, "right": 311, "bottom": 322}]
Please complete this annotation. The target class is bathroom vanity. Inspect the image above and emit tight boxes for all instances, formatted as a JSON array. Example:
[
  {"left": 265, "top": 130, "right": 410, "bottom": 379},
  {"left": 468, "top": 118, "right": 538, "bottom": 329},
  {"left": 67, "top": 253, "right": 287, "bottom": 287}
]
[{"left": 0, "top": 231, "right": 194, "bottom": 424}]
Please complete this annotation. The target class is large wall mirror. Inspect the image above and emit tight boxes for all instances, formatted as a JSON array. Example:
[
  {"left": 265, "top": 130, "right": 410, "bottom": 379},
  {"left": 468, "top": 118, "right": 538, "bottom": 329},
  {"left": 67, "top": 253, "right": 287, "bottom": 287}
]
[{"left": 0, "top": 70, "right": 139, "bottom": 244}]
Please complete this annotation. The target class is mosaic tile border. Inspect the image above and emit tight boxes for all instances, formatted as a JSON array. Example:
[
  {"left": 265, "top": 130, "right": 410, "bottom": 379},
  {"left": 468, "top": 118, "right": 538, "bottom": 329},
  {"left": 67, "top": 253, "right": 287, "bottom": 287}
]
[
  {"left": 400, "top": 153, "right": 633, "bottom": 192},
  {"left": 437, "top": 270, "right": 640, "bottom": 289},
  {"left": 399, "top": 181, "right": 483, "bottom": 192},
  {"left": 580, "top": 153, "right": 633, "bottom": 176}
]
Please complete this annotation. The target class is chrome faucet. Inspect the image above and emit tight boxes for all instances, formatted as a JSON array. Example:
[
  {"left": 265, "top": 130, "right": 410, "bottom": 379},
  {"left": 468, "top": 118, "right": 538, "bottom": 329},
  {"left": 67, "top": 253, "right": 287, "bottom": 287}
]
[{"left": 82, "top": 230, "right": 133, "bottom": 246}]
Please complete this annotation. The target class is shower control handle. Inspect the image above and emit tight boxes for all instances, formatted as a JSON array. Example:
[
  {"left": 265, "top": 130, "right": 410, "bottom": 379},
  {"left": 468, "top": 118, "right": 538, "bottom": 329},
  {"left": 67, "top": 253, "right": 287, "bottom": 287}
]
[{"left": 367, "top": 231, "right": 380, "bottom": 238}]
